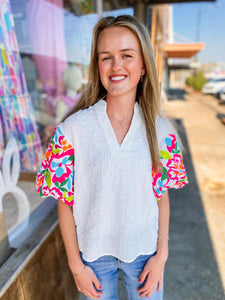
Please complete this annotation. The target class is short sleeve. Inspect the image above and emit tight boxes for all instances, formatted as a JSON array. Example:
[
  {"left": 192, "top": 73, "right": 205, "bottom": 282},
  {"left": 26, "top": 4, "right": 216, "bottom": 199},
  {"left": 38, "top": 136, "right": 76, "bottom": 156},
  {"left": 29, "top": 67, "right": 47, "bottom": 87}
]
[
  {"left": 36, "top": 126, "right": 74, "bottom": 206},
  {"left": 152, "top": 133, "right": 188, "bottom": 201}
]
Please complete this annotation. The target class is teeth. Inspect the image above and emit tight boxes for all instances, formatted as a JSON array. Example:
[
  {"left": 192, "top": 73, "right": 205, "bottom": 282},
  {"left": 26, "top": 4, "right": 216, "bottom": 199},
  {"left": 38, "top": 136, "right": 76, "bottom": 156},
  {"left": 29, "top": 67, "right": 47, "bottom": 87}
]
[{"left": 111, "top": 76, "right": 125, "bottom": 81}]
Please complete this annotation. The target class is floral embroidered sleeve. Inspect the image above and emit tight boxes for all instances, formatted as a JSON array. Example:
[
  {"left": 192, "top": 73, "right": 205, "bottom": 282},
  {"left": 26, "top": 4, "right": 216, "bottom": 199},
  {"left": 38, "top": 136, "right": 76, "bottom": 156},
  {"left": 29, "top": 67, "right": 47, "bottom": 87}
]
[
  {"left": 152, "top": 133, "right": 188, "bottom": 201},
  {"left": 36, "top": 126, "right": 74, "bottom": 206}
]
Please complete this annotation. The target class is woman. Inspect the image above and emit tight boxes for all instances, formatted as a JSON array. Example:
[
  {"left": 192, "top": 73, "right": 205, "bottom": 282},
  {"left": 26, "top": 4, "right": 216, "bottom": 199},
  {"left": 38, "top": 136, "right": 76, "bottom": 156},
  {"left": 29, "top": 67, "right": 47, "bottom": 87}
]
[{"left": 36, "top": 15, "right": 188, "bottom": 299}]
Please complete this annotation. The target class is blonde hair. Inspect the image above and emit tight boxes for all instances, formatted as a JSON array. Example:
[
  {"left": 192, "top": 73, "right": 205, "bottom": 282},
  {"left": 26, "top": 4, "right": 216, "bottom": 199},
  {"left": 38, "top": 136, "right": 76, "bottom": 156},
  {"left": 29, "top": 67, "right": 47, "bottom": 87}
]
[{"left": 65, "top": 15, "right": 161, "bottom": 170}]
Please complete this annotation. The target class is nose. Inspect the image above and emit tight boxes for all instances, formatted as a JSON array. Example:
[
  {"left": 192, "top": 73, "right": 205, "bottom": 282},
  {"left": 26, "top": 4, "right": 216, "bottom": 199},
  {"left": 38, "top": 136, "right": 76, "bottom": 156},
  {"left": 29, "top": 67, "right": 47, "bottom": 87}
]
[{"left": 111, "top": 57, "right": 122, "bottom": 71}]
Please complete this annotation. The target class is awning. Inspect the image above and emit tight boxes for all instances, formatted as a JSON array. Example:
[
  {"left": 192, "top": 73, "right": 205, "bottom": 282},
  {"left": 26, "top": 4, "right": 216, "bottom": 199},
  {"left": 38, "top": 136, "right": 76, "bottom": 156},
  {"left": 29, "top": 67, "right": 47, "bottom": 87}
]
[
  {"left": 163, "top": 43, "right": 205, "bottom": 58},
  {"left": 148, "top": 0, "right": 215, "bottom": 3}
]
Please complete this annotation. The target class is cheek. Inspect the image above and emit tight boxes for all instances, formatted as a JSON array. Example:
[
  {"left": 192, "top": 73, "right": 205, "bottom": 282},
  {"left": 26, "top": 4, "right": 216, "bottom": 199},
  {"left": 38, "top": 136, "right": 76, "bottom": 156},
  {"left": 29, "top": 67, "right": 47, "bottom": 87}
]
[
  {"left": 98, "top": 64, "right": 108, "bottom": 89},
  {"left": 128, "top": 63, "right": 142, "bottom": 81},
  {"left": 98, "top": 63, "right": 108, "bottom": 79},
  {"left": 127, "top": 59, "right": 142, "bottom": 72}
]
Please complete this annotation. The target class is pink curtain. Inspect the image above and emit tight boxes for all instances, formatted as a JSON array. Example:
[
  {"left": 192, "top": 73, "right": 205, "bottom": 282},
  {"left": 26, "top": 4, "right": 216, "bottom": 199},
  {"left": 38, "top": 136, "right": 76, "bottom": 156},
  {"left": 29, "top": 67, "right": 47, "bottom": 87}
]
[{"left": 26, "top": 0, "right": 67, "bottom": 116}]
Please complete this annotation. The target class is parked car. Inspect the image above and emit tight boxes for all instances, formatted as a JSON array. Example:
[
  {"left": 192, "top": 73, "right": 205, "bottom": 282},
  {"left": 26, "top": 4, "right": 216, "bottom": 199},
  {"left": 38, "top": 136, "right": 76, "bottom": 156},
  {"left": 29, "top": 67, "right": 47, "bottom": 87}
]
[
  {"left": 219, "top": 87, "right": 225, "bottom": 102},
  {"left": 202, "top": 77, "right": 225, "bottom": 95},
  {"left": 215, "top": 86, "right": 225, "bottom": 99}
]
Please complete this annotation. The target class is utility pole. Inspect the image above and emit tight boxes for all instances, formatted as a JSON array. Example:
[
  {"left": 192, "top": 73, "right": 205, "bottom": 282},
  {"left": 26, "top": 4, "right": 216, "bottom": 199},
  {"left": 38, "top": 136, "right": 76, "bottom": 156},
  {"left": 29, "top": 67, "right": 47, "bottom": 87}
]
[
  {"left": 196, "top": 10, "right": 202, "bottom": 42},
  {"left": 96, "top": 0, "right": 103, "bottom": 19}
]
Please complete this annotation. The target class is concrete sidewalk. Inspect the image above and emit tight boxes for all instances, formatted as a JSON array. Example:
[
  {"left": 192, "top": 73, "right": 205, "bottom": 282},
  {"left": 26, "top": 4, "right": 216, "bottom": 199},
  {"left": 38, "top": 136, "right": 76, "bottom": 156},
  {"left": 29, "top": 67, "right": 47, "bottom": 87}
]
[{"left": 162, "top": 91, "right": 225, "bottom": 300}]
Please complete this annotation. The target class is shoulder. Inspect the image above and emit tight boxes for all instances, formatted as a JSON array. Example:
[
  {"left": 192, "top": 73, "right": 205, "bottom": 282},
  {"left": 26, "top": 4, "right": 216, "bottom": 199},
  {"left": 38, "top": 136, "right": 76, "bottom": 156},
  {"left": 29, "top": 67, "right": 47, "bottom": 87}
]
[
  {"left": 60, "top": 103, "right": 98, "bottom": 140},
  {"left": 156, "top": 116, "right": 176, "bottom": 143},
  {"left": 64, "top": 105, "right": 95, "bottom": 126},
  {"left": 59, "top": 100, "right": 105, "bottom": 143}
]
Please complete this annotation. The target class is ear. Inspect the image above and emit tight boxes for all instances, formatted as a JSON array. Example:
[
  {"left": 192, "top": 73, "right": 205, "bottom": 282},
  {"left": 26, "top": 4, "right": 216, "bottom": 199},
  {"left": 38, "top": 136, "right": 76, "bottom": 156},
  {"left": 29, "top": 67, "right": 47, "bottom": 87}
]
[{"left": 141, "top": 66, "right": 146, "bottom": 76}]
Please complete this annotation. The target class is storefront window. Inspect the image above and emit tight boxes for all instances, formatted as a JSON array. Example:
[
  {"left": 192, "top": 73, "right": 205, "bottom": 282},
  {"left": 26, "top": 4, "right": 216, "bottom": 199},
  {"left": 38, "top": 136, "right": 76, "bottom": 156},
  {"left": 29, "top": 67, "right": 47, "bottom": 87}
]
[{"left": 0, "top": 0, "right": 133, "bottom": 254}]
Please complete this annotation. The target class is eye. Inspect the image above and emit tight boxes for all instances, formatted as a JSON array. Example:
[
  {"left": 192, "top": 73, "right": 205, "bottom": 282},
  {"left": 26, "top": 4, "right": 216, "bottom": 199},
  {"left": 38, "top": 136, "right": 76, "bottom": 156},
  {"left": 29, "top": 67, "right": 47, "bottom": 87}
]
[
  {"left": 123, "top": 54, "right": 132, "bottom": 58},
  {"left": 102, "top": 56, "right": 111, "bottom": 61}
]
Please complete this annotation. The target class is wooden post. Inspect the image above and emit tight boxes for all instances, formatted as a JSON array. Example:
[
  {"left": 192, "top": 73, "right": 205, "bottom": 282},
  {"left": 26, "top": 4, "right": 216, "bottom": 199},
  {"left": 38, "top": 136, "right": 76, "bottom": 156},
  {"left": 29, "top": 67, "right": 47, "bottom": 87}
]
[
  {"left": 151, "top": 6, "right": 157, "bottom": 49},
  {"left": 134, "top": 1, "right": 147, "bottom": 24},
  {"left": 0, "top": 211, "right": 10, "bottom": 266},
  {"left": 158, "top": 52, "right": 163, "bottom": 86}
]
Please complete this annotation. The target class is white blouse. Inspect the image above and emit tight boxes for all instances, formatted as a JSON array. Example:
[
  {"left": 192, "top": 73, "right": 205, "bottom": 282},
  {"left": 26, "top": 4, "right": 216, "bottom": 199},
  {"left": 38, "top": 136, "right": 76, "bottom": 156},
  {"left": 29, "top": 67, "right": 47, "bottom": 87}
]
[{"left": 36, "top": 99, "right": 188, "bottom": 262}]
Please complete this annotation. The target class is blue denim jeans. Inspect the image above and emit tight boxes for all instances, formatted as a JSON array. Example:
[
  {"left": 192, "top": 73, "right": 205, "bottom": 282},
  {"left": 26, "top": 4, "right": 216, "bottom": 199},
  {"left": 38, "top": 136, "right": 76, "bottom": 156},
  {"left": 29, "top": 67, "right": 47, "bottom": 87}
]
[{"left": 79, "top": 253, "right": 163, "bottom": 300}]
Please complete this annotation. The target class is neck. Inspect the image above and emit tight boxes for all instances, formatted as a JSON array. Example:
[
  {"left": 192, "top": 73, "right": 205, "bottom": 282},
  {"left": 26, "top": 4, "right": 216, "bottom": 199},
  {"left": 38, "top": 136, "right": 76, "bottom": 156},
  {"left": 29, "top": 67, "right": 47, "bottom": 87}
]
[{"left": 106, "top": 95, "right": 136, "bottom": 121}]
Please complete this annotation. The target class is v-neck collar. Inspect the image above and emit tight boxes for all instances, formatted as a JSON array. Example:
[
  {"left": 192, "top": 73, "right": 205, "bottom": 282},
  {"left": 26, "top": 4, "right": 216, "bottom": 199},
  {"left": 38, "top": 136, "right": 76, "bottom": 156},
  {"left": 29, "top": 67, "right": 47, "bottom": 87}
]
[{"left": 94, "top": 99, "right": 143, "bottom": 154}]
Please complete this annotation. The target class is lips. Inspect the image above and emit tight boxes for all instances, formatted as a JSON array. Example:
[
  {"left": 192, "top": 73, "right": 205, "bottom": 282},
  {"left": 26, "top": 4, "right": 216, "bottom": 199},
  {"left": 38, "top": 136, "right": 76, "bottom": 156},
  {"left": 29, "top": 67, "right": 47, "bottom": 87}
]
[{"left": 109, "top": 75, "right": 126, "bottom": 82}]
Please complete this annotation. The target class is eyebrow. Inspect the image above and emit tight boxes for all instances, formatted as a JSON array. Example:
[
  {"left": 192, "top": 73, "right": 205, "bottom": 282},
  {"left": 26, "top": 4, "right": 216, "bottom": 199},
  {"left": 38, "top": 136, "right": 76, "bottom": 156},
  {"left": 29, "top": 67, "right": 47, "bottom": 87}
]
[{"left": 98, "top": 48, "right": 136, "bottom": 55}]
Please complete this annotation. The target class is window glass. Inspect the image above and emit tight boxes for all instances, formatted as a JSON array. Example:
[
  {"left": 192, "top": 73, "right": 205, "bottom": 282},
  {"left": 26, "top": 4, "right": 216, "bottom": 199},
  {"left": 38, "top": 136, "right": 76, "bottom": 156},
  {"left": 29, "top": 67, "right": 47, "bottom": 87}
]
[{"left": 0, "top": 0, "right": 133, "bottom": 242}]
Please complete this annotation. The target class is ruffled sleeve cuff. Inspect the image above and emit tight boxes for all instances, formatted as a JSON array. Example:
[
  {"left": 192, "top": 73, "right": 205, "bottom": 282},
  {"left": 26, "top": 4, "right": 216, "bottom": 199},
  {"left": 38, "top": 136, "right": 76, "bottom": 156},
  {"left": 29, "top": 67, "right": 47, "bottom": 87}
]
[
  {"left": 36, "top": 126, "right": 74, "bottom": 206},
  {"left": 152, "top": 133, "right": 188, "bottom": 201}
]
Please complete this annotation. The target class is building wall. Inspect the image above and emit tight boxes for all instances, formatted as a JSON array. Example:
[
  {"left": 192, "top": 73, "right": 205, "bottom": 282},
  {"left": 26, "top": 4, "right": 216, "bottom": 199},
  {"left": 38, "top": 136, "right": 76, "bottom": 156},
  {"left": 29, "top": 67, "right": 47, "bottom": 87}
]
[{"left": 0, "top": 225, "right": 79, "bottom": 300}]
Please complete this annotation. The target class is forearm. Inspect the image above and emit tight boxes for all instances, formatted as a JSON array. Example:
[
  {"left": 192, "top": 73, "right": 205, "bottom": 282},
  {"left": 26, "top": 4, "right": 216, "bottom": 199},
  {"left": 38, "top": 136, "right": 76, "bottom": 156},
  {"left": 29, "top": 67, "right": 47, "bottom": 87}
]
[
  {"left": 58, "top": 200, "right": 84, "bottom": 274},
  {"left": 156, "top": 190, "right": 170, "bottom": 261}
]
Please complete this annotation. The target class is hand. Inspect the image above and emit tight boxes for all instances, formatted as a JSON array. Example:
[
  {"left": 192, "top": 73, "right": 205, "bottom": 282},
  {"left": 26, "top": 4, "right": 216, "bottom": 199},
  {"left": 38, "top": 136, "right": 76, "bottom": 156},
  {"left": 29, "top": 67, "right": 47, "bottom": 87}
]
[
  {"left": 137, "top": 254, "right": 166, "bottom": 298},
  {"left": 73, "top": 265, "right": 103, "bottom": 299}
]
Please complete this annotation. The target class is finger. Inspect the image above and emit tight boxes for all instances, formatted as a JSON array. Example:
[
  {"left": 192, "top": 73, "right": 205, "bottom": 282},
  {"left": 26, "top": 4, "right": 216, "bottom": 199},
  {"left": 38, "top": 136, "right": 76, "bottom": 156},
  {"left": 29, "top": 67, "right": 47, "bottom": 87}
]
[
  {"left": 138, "top": 268, "right": 150, "bottom": 284},
  {"left": 146, "top": 291, "right": 153, "bottom": 299},
  {"left": 140, "top": 290, "right": 152, "bottom": 298},
  {"left": 87, "top": 288, "right": 102, "bottom": 299},
  {"left": 137, "top": 275, "right": 151, "bottom": 292},
  {"left": 90, "top": 285, "right": 103, "bottom": 298},
  {"left": 92, "top": 274, "right": 102, "bottom": 291},
  {"left": 88, "top": 292, "right": 101, "bottom": 299},
  {"left": 86, "top": 291, "right": 93, "bottom": 298},
  {"left": 139, "top": 292, "right": 147, "bottom": 298},
  {"left": 157, "top": 277, "right": 163, "bottom": 292},
  {"left": 142, "top": 285, "right": 155, "bottom": 299}
]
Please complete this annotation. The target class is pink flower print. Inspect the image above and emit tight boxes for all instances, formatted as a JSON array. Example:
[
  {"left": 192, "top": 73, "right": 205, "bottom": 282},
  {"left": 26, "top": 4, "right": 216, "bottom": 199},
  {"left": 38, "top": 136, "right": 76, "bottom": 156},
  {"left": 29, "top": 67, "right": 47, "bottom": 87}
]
[
  {"left": 152, "top": 169, "right": 170, "bottom": 199},
  {"left": 42, "top": 186, "right": 63, "bottom": 199},
  {"left": 165, "top": 134, "right": 176, "bottom": 153},
  {"left": 51, "top": 157, "right": 73, "bottom": 184},
  {"left": 36, "top": 125, "right": 74, "bottom": 206},
  {"left": 167, "top": 154, "right": 187, "bottom": 181},
  {"left": 36, "top": 173, "right": 45, "bottom": 193}
]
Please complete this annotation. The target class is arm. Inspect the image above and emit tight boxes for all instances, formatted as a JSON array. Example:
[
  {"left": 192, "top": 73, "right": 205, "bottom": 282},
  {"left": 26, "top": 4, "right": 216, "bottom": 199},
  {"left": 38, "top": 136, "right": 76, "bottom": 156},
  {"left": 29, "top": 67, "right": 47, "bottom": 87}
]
[
  {"left": 58, "top": 200, "right": 83, "bottom": 274},
  {"left": 58, "top": 200, "right": 102, "bottom": 299},
  {"left": 137, "top": 191, "right": 170, "bottom": 298},
  {"left": 157, "top": 189, "right": 170, "bottom": 261}
]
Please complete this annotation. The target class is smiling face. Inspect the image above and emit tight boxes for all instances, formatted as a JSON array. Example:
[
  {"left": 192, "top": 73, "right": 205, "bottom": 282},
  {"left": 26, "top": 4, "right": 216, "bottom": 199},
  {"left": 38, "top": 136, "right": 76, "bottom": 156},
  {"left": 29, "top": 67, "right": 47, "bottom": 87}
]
[{"left": 97, "top": 26, "right": 145, "bottom": 101}]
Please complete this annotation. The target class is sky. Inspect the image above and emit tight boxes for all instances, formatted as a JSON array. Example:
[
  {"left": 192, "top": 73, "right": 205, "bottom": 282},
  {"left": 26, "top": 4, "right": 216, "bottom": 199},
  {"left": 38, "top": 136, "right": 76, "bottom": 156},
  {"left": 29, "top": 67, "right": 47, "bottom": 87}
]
[{"left": 172, "top": 0, "right": 225, "bottom": 63}]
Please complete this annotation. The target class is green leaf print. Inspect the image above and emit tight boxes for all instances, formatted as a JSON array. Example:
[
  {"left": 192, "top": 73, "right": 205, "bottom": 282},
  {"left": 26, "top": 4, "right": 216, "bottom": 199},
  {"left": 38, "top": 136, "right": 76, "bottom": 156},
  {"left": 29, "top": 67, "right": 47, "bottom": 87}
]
[
  {"left": 66, "top": 196, "right": 73, "bottom": 202},
  {"left": 46, "top": 173, "right": 52, "bottom": 188},
  {"left": 161, "top": 167, "right": 168, "bottom": 181},
  {"left": 175, "top": 142, "right": 178, "bottom": 151},
  {"left": 60, "top": 179, "right": 68, "bottom": 187},
  {"left": 52, "top": 149, "right": 61, "bottom": 154},
  {"left": 55, "top": 181, "right": 59, "bottom": 188},
  {"left": 68, "top": 155, "right": 74, "bottom": 161},
  {"left": 63, "top": 190, "right": 66, "bottom": 198},
  {"left": 160, "top": 150, "right": 172, "bottom": 160}
]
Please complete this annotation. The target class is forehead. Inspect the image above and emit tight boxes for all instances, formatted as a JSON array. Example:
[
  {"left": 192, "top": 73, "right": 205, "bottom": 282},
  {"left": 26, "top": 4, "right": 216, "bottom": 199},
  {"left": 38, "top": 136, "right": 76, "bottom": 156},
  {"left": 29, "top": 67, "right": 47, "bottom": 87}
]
[{"left": 97, "top": 26, "right": 141, "bottom": 52}]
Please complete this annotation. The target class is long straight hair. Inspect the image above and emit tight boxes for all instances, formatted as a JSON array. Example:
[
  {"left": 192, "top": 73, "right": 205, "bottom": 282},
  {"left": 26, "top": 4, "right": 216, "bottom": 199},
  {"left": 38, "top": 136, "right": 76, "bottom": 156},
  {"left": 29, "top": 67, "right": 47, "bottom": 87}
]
[{"left": 65, "top": 15, "right": 161, "bottom": 171}]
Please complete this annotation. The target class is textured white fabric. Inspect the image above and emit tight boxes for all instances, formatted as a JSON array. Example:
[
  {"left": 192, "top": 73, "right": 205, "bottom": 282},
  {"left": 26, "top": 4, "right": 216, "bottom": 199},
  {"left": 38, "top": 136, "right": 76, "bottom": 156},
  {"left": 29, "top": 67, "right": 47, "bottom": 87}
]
[{"left": 61, "top": 99, "right": 174, "bottom": 263}]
